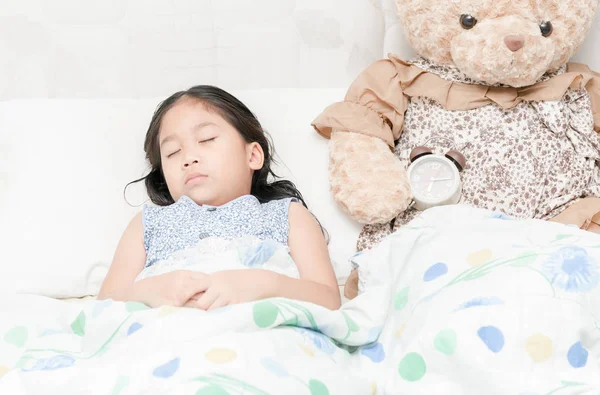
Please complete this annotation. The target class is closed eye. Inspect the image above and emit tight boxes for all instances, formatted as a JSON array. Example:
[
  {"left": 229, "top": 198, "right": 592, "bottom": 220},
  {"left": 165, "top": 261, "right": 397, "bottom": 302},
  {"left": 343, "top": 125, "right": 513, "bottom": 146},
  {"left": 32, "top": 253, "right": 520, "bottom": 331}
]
[
  {"left": 199, "top": 137, "right": 216, "bottom": 144},
  {"left": 166, "top": 149, "right": 181, "bottom": 158}
]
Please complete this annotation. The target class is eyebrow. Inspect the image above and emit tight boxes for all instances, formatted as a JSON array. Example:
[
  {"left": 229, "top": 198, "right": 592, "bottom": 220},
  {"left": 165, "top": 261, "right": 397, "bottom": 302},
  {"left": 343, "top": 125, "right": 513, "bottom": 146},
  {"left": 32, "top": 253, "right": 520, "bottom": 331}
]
[
  {"left": 159, "top": 122, "right": 219, "bottom": 148},
  {"left": 159, "top": 135, "right": 176, "bottom": 148},
  {"left": 193, "top": 122, "right": 218, "bottom": 131}
]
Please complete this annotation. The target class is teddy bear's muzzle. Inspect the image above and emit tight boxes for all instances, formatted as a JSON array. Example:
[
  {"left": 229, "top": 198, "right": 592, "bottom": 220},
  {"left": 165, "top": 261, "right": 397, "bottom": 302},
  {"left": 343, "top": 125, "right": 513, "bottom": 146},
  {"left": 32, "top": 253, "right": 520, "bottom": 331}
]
[
  {"left": 504, "top": 35, "right": 525, "bottom": 52},
  {"left": 450, "top": 15, "right": 556, "bottom": 87}
]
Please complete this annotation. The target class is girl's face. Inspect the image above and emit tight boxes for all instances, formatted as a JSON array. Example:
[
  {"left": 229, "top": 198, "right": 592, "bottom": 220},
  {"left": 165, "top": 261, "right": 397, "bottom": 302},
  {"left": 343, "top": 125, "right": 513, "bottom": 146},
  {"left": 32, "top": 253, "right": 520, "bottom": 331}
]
[{"left": 158, "top": 97, "right": 264, "bottom": 206}]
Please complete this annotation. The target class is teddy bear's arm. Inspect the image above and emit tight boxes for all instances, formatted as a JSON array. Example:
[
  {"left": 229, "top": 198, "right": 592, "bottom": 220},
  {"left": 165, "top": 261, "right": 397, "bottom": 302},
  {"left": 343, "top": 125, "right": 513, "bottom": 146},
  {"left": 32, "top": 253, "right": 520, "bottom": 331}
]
[
  {"left": 585, "top": 68, "right": 600, "bottom": 134},
  {"left": 550, "top": 197, "right": 600, "bottom": 233},
  {"left": 312, "top": 58, "right": 408, "bottom": 148},
  {"left": 567, "top": 63, "right": 600, "bottom": 133},
  {"left": 592, "top": 70, "right": 600, "bottom": 134},
  {"left": 311, "top": 59, "right": 412, "bottom": 224}
]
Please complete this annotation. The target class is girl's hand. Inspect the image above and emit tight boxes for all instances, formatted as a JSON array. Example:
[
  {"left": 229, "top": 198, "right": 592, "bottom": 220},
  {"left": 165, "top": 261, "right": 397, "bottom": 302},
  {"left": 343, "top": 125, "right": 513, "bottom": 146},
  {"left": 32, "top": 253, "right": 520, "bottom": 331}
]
[
  {"left": 131, "top": 270, "right": 210, "bottom": 308},
  {"left": 187, "top": 202, "right": 341, "bottom": 311},
  {"left": 186, "top": 270, "right": 275, "bottom": 311}
]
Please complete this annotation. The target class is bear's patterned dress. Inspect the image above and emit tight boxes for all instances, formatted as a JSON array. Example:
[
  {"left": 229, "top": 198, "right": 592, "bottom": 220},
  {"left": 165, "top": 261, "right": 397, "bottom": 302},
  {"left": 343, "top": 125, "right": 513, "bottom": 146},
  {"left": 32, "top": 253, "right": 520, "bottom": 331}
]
[{"left": 313, "top": 55, "right": 600, "bottom": 251}]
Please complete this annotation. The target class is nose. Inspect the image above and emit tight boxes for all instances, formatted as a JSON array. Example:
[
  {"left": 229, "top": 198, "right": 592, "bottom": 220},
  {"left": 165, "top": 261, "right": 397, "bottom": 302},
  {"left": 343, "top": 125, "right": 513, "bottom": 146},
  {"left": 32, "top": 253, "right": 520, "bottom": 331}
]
[
  {"left": 504, "top": 35, "right": 525, "bottom": 52},
  {"left": 183, "top": 158, "right": 198, "bottom": 168}
]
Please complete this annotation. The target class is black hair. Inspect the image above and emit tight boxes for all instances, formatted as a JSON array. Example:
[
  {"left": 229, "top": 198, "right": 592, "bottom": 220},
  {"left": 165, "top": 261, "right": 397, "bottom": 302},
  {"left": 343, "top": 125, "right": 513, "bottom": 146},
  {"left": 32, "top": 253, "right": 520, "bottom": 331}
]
[
  {"left": 126, "top": 85, "right": 327, "bottom": 240},
  {"left": 127, "top": 85, "right": 308, "bottom": 207}
]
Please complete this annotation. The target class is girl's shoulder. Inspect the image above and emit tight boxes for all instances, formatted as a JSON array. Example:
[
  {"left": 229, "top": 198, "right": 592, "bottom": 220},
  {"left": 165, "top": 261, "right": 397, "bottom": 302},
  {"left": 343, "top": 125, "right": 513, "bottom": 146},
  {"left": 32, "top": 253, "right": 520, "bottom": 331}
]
[
  {"left": 142, "top": 195, "right": 196, "bottom": 214},
  {"left": 259, "top": 196, "right": 300, "bottom": 216},
  {"left": 257, "top": 197, "right": 302, "bottom": 245},
  {"left": 141, "top": 196, "right": 193, "bottom": 233}
]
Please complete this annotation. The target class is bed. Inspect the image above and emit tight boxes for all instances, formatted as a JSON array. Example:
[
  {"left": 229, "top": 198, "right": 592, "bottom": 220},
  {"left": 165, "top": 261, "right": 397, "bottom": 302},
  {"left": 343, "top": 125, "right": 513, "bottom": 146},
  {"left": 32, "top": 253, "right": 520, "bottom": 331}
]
[{"left": 1, "top": 0, "right": 600, "bottom": 394}]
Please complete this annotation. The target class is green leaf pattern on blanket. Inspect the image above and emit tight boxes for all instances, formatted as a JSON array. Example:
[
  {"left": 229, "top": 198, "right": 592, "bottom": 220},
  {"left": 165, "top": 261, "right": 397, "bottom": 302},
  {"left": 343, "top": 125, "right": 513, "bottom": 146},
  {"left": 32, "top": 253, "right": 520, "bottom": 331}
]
[
  {"left": 111, "top": 376, "right": 130, "bottom": 395},
  {"left": 253, "top": 299, "right": 365, "bottom": 340},
  {"left": 19, "top": 309, "right": 134, "bottom": 365},
  {"left": 443, "top": 243, "right": 600, "bottom": 297},
  {"left": 308, "top": 379, "right": 329, "bottom": 395},
  {"left": 193, "top": 374, "right": 329, "bottom": 395},
  {"left": 4, "top": 326, "right": 28, "bottom": 348},
  {"left": 434, "top": 329, "right": 457, "bottom": 356},
  {"left": 446, "top": 252, "right": 545, "bottom": 286},
  {"left": 253, "top": 301, "right": 319, "bottom": 330},
  {"left": 554, "top": 234, "right": 572, "bottom": 241},
  {"left": 444, "top": 233, "right": 600, "bottom": 290},
  {"left": 342, "top": 312, "right": 359, "bottom": 332},
  {"left": 196, "top": 385, "right": 230, "bottom": 395},
  {"left": 194, "top": 374, "right": 269, "bottom": 395},
  {"left": 125, "top": 302, "right": 150, "bottom": 313},
  {"left": 393, "top": 287, "right": 409, "bottom": 311},
  {"left": 253, "top": 301, "right": 279, "bottom": 328},
  {"left": 70, "top": 311, "right": 86, "bottom": 337},
  {"left": 545, "top": 380, "right": 590, "bottom": 395},
  {"left": 252, "top": 300, "right": 361, "bottom": 343},
  {"left": 398, "top": 352, "right": 426, "bottom": 382},
  {"left": 340, "top": 311, "right": 361, "bottom": 341}
]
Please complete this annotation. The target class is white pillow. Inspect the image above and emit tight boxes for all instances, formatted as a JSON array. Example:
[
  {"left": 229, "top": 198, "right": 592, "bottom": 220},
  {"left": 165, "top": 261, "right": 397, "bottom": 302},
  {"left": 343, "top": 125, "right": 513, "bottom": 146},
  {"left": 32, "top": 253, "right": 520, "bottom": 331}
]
[{"left": 0, "top": 90, "right": 361, "bottom": 298}]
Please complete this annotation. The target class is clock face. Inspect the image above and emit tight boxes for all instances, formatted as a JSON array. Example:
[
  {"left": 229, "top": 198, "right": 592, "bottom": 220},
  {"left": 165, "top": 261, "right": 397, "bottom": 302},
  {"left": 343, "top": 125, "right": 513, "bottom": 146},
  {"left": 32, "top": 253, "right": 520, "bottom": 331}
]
[{"left": 409, "top": 156, "right": 458, "bottom": 202}]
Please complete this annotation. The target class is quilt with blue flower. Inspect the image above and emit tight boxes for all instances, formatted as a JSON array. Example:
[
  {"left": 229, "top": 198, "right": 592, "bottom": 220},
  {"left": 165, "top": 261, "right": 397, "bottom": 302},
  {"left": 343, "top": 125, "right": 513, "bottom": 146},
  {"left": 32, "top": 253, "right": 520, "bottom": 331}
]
[{"left": 1, "top": 205, "right": 598, "bottom": 394}]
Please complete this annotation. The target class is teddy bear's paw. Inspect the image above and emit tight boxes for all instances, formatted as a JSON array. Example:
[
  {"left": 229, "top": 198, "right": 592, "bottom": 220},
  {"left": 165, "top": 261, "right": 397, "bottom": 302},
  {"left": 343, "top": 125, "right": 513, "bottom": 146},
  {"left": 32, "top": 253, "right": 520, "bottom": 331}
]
[{"left": 328, "top": 131, "right": 412, "bottom": 224}]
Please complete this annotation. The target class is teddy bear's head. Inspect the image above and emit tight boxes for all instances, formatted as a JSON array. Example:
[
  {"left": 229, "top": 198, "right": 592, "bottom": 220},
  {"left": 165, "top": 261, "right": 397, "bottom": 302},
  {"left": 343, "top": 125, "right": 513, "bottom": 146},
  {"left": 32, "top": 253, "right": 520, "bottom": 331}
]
[{"left": 396, "top": 0, "right": 599, "bottom": 87}]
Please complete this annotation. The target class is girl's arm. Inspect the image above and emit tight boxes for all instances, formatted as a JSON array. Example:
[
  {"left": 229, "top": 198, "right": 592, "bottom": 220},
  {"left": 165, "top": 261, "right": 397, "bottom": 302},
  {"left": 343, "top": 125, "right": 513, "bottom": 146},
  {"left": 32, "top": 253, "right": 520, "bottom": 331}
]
[
  {"left": 98, "top": 213, "right": 147, "bottom": 301},
  {"left": 273, "top": 202, "right": 341, "bottom": 310},
  {"left": 191, "top": 203, "right": 342, "bottom": 311},
  {"left": 98, "top": 213, "right": 209, "bottom": 307}
]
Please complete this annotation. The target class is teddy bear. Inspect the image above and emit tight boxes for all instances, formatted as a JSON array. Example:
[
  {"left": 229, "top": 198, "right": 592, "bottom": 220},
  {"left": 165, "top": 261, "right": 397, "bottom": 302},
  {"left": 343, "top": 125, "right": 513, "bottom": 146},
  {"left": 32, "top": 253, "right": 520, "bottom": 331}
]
[{"left": 312, "top": 0, "right": 600, "bottom": 297}]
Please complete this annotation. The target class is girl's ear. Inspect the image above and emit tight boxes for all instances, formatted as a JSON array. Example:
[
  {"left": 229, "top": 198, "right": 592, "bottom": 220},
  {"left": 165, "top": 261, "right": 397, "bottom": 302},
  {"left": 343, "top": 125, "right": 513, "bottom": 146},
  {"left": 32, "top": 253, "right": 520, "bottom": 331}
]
[{"left": 247, "top": 142, "right": 264, "bottom": 171}]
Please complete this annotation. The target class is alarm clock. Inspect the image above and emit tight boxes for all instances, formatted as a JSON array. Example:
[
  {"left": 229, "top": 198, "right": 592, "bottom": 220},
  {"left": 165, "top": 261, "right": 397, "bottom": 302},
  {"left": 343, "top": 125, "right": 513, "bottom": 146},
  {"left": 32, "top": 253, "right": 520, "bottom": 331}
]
[{"left": 407, "top": 146, "right": 466, "bottom": 211}]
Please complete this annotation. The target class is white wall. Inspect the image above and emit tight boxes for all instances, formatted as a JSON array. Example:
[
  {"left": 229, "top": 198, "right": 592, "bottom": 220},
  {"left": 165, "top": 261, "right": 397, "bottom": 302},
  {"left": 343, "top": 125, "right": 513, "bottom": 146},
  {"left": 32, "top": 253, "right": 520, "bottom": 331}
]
[
  {"left": 3, "top": 0, "right": 599, "bottom": 100},
  {"left": 0, "top": 0, "right": 386, "bottom": 99}
]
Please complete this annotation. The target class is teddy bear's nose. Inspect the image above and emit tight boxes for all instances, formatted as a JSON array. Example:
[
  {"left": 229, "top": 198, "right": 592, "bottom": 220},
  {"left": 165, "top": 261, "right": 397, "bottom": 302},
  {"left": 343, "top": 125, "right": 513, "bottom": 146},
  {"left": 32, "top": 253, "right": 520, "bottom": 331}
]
[{"left": 504, "top": 35, "right": 525, "bottom": 52}]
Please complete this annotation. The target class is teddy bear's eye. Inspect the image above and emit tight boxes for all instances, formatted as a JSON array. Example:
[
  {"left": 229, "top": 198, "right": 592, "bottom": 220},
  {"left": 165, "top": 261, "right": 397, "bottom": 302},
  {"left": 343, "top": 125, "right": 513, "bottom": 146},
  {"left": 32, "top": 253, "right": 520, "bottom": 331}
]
[
  {"left": 539, "top": 21, "right": 553, "bottom": 37},
  {"left": 460, "top": 14, "right": 478, "bottom": 30}
]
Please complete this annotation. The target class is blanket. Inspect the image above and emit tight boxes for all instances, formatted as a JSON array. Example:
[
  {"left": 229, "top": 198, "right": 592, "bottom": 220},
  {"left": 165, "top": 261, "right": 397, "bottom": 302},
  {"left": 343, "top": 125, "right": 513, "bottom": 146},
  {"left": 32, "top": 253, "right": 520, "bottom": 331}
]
[{"left": 1, "top": 205, "right": 598, "bottom": 394}]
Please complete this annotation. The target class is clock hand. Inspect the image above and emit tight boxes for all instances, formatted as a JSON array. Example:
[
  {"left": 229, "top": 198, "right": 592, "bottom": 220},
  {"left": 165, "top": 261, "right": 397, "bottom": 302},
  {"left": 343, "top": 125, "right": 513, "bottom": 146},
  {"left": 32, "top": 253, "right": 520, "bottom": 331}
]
[
  {"left": 431, "top": 177, "right": 452, "bottom": 182},
  {"left": 427, "top": 168, "right": 444, "bottom": 192}
]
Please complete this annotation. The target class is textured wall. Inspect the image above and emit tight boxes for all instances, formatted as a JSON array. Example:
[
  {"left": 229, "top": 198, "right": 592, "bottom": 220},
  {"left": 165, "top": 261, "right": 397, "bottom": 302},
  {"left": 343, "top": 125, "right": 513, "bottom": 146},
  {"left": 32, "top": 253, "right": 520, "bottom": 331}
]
[
  {"left": 0, "top": 0, "right": 385, "bottom": 99},
  {"left": 3, "top": 0, "right": 597, "bottom": 100}
]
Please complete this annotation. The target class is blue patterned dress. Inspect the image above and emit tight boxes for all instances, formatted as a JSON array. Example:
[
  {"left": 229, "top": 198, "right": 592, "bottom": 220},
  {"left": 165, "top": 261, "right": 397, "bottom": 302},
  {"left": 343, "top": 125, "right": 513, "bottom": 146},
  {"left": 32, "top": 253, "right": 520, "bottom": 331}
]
[{"left": 142, "top": 195, "right": 296, "bottom": 268}]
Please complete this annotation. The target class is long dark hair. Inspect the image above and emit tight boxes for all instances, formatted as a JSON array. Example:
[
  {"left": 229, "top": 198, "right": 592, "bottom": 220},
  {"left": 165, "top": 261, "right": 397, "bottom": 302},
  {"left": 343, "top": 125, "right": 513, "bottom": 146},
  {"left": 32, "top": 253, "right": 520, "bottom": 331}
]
[{"left": 127, "top": 85, "right": 309, "bottom": 208}]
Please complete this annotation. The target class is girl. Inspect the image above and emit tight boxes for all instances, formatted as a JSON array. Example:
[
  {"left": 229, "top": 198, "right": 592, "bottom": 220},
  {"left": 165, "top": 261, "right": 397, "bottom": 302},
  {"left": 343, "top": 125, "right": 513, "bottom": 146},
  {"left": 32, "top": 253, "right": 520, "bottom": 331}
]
[{"left": 98, "top": 86, "right": 341, "bottom": 310}]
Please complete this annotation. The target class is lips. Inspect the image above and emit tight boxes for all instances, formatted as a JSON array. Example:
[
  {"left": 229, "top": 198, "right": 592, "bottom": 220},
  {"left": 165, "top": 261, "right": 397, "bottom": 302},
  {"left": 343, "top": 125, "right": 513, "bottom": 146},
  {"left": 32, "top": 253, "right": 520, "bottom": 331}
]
[{"left": 185, "top": 172, "right": 208, "bottom": 185}]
